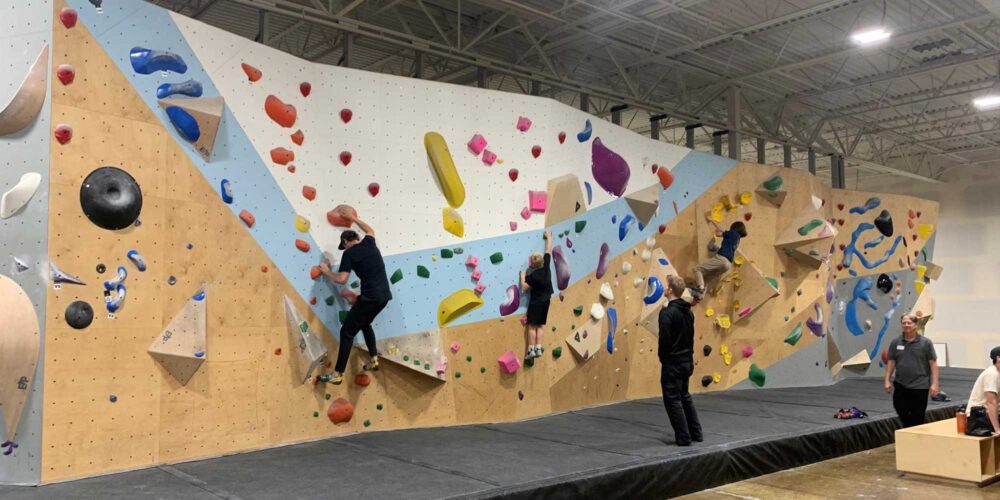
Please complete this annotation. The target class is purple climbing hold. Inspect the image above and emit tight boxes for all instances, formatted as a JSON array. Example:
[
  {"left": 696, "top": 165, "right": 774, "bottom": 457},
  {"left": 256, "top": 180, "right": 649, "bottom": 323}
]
[
  {"left": 552, "top": 246, "right": 571, "bottom": 291},
  {"left": 596, "top": 243, "right": 609, "bottom": 279},
  {"left": 499, "top": 285, "right": 520, "bottom": 316},
  {"left": 591, "top": 138, "right": 630, "bottom": 197}
]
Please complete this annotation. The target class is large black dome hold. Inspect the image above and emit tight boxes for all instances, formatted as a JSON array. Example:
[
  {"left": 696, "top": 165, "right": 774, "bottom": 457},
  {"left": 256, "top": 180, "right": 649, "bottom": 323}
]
[
  {"left": 80, "top": 166, "right": 142, "bottom": 230},
  {"left": 65, "top": 300, "right": 94, "bottom": 329}
]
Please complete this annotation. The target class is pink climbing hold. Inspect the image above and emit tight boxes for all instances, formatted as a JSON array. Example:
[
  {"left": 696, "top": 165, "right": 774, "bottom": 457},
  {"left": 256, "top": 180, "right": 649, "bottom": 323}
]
[
  {"left": 290, "top": 129, "right": 304, "bottom": 145},
  {"left": 56, "top": 64, "right": 75, "bottom": 85},
  {"left": 468, "top": 133, "right": 487, "bottom": 155},
  {"left": 741, "top": 346, "right": 753, "bottom": 358},
  {"left": 287, "top": 165, "right": 296, "bottom": 174},
  {"left": 450, "top": 342, "right": 461, "bottom": 353},
  {"left": 368, "top": 183, "right": 380, "bottom": 197},
  {"left": 265, "top": 95, "right": 297, "bottom": 128},
  {"left": 558, "top": 131, "right": 566, "bottom": 144},
  {"left": 53, "top": 124, "right": 73, "bottom": 145},
  {"left": 520, "top": 316, "right": 528, "bottom": 325},
  {"left": 300, "top": 82, "right": 311, "bottom": 97},
  {"left": 520, "top": 207, "right": 531, "bottom": 220},
  {"left": 302, "top": 185, "right": 316, "bottom": 201},
  {"left": 471, "top": 269, "right": 482, "bottom": 282},
  {"left": 516, "top": 116, "right": 532, "bottom": 132},
  {"left": 528, "top": 191, "right": 548, "bottom": 212},
  {"left": 482, "top": 149, "right": 497, "bottom": 166},
  {"left": 241, "top": 63, "right": 262, "bottom": 82},
  {"left": 340, "top": 108, "right": 352, "bottom": 123},
  {"left": 509, "top": 169, "right": 519, "bottom": 182},
  {"left": 509, "top": 221, "right": 518, "bottom": 231},
  {"left": 271, "top": 147, "right": 294, "bottom": 165},
  {"left": 59, "top": 7, "right": 78, "bottom": 28},
  {"left": 339, "top": 151, "right": 352, "bottom": 166},
  {"left": 465, "top": 256, "right": 479, "bottom": 268},
  {"left": 436, "top": 356, "right": 448, "bottom": 376},
  {"left": 531, "top": 145, "right": 541, "bottom": 158},
  {"left": 497, "top": 351, "right": 521, "bottom": 374},
  {"left": 474, "top": 283, "right": 486, "bottom": 295}
]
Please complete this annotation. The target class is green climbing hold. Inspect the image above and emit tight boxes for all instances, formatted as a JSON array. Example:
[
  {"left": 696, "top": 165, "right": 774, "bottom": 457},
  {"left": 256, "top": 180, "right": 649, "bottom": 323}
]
[
  {"left": 797, "top": 218, "right": 823, "bottom": 236},
  {"left": 762, "top": 174, "right": 783, "bottom": 192},
  {"left": 350, "top": 280, "right": 360, "bottom": 289},
  {"left": 424, "top": 363, "right": 431, "bottom": 370},
  {"left": 524, "top": 356, "right": 535, "bottom": 367},
  {"left": 390, "top": 268, "right": 403, "bottom": 284},
  {"left": 466, "top": 355, "right": 472, "bottom": 362},
  {"left": 575, "top": 220, "right": 587, "bottom": 233},
  {"left": 784, "top": 322, "right": 803, "bottom": 346},
  {"left": 441, "top": 249, "right": 454, "bottom": 258},
  {"left": 490, "top": 252, "right": 504, "bottom": 264},
  {"left": 779, "top": 272, "right": 785, "bottom": 278},
  {"left": 299, "top": 321, "right": 309, "bottom": 333},
  {"left": 790, "top": 306, "right": 796, "bottom": 313},
  {"left": 363, "top": 419, "right": 371, "bottom": 427},
  {"left": 552, "top": 347, "right": 562, "bottom": 358},
  {"left": 455, "top": 371, "right": 462, "bottom": 378},
  {"left": 313, "top": 411, "right": 319, "bottom": 417},
  {"left": 339, "top": 310, "right": 349, "bottom": 323},
  {"left": 551, "top": 326, "right": 557, "bottom": 332},
  {"left": 376, "top": 403, "right": 383, "bottom": 410},
  {"left": 765, "top": 277, "right": 779, "bottom": 290},
  {"left": 749, "top": 363, "right": 766, "bottom": 387},
  {"left": 574, "top": 332, "right": 581, "bottom": 342},
  {"left": 796, "top": 289, "right": 803, "bottom": 296},
  {"left": 571, "top": 324, "right": 576, "bottom": 330},
  {"left": 453, "top": 248, "right": 464, "bottom": 254},
  {"left": 573, "top": 306, "right": 584, "bottom": 316},
  {"left": 325, "top": 393, "right": 331, "bottom": 400},
  {"left": 413, "top": 359, "right": 420, "bottom": 366},
  {"left": 417, "top": 265, "right": 430, "bottom": 278},
  {"left": 403, "top": 355, "right": 410, "bottom": 361},
  {"left": 480, "top": 366, "right": 486, "bottom": 373},
  {"left": 325, "top": 296, "right": 335, "bottom": 306}
]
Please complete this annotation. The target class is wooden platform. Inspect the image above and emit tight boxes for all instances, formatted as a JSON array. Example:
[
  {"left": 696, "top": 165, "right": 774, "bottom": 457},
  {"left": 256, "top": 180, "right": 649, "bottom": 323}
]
[{"left": 896, "top": 418, "right": 1000, "bottom": 486}]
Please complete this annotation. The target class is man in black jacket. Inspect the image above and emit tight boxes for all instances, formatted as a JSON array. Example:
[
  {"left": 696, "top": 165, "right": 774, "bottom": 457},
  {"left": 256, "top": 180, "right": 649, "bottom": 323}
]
[{"left": 659, "top": 274, "right": 703, "bottom": 446}]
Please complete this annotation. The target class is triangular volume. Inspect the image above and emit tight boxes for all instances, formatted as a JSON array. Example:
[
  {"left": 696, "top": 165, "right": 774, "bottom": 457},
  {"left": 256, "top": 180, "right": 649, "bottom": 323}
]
[
  {"left": 731, "top": 251, "right": 780, "bottom": 323},
  {"left": 283, "top": 295, "right": 329, "bottom": 384},
  {"left": 910, "top": 283, "right": 934, "bottom": 327},
  {"left": 624, "top": 183, "right": 660, "bottom": 226},
  {"left": 755, "top": 174, "right": 787, "bottom": 206},
  {"left": 636, "top": 248, "right": 681, "bottom": 337},
  {"left": 774, "top": 213, "right": 838, "bottom": 247},
  {"left": 827, "top": 335, "right": 843, "bottom": 376},
  {"left": 545, "top": 174, "right": 587, "bottom": 227},
  {"left": 157, "top": 96, "right": 224, "bottom": 160},
  {"left": 0, "top": 275, "right": 40, "bottom": 442},
  {"left": 357, "top": 330, "right": 447, "bottom": 381},
  {"left": 149, "top": 286, "right": 207, "bottom": 385},
  {"left": 841, "top": 349, "right": 872, "bottom": 370},
  {"left": 564, "top": 320, "right": 603, "bottom": 362},
  {"left": 787, "top": 238, "right": 836, "bottom": 266}
]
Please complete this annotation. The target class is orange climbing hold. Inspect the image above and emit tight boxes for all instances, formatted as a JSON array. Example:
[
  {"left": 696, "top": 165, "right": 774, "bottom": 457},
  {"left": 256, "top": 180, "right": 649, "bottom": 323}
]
[
  {"left": 241, "top": 63, "right": 262, "bottom": 82},
  {"left": 310, "top": 266, "right": 321, "bottom": 280},
  {"left": 327, "top": 204, "right": 357, "bottom": 227},
  {"left": 239, "top": 209, "right": 255, "bottom": 228},
  {"left": 302, "top": 185, "right": 316, "bottom": 201},
  {"left": 291, "top": 129, "right": 304, "bottom": 145},
  {"left": 264, "top": 95, "right": 297, "bottom": 128},
  {"left": 354, "top": 374, "right": 370, "bottom": 386},
  {"left": 271, "top": 147, "right": 294, "bottom": 165},
  {"left": 327, "top": 398, "right": 354, "bottom": 424},
  {"left": 295, "top": 239, "right": 311, "bottom": 252},
  {"left": 656, "top": 166, "right": 674, "bottom": 189}
]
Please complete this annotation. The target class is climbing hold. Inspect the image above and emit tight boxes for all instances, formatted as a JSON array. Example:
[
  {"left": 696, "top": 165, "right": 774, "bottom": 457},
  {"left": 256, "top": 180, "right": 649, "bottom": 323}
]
[
  {"left": 489, "top": 252, "right": 503, "bottom": 265},
  {"left": 590, "top": 303, "right": 605, "bottom": 320},
  {"left": 499, "top": 285, "right": 520, "bottom": 316},
  {"left": 509, "top": 169, "right": 519, "bottom": 182},
  {"left": 220, "top": 179, "right": 233, "bottom": 204},
  {"left": 327, "top": 205, "right": 356, "bottom": 227},
  {"left": 265, "top": 95, "right": 297, "bottom": 128},
  {"left": 295, "top": 239, "right": 311, "bottom": 253},
  {"left": 339, "top": 108, "right": 352, "bottom": 123},
  {"left": 531, "top": 145, "right": 542, "bottom": 158},
  {"left": 618, "top": 214, "right": 636, "bottom": 241},
  {"left": 165, "top": 105, "right": 200, "bottom": 142},
  {"left": 442, "top": 207, "right": 465, "bottom": 237},
  {"left": 798, "top": 219, "right": 824, "bottom": 236},
  {"left": 643, "top": 277, "right": 664, "bottom": 304},
  {"left": 528, "top": 191, "right": 548, "bottom": 213},
  {"left": 425, "top": 132, "right": 466, "bottom": 208},
  {"left": 655, "top": 166, "right": 674, "bottom": 190},
  {"left": 577, "top": 119, "right": 593, "bottom": 142},
  {"left": 591, "top": 138, "right": 630, "bottom": 197},
  {"left": 595, "top": 243, "right": 609, "bottom": 279},
  {"left": 130, "top": 47, "right": 187, "bottom": 75},
  {"left": 516, "top": 116, "right": 532, "bottom": 132},
  {"left": 441, "top": 249, "right": 454, "bottom": 259},
  {"left": 481, "top": 149, "right": 497, "bottom": 165},
  {"left": 290, "top": 129, "right": 304, "bottom": 145},
  {"left": 0, "top": 173, "right": 41, "bottom": 219},
  {"left": 850, "top": 197, "right": 881, "bottom": 215},
  {"left": 80, "top": 167, "right": 143, "bottom": 230},
  {"left": 354, "top": 373, "right": 371, "bottom": 386},
  {"left": 295, "top": 215, "right": 310, "bottom": 233},
  {"left": 65, "top": 300, "right": 94, "bottom": 329},
  {"left": 784, "top": 323, "right": 802, "bottom": 346},
  {"left": 239, "top": 209, "right": 255, "bottom": 228},
  {"left": 59, "top": 7, "right": 78, "bottom": 28},
  {"left": 622, "top": 262, "right": 632, "bottom": 274},
  {"left": 474, "top": 283, "right": 487, "bottom": 295},
  {"left": 53, "top": 123, "right": 72, "bottom": 144},
  {"left": 741, "top": 345, "right": 753, "bottom": 358},
  {"left": 50, "top": 262, "right": 85, "bottom": 286},
  {"left": 552, "top": 246, "right": 571, "bottom": 290},
  {"left": 467, "top": 133, "right": 487, "bottom": 155},
  {"left": 241, "top": 63, "right": 262, "bottom": 82},
  {"left": 498, "top": 351, "right": 521, "bottom": 374},
  {"left": 157, "top": 79, "right": 203, "bottom": 99},
  {"left": 388, "top": 268, "right": 403, "bottom": 284},
  {"left": 416, "top": 265, "right": 430, "bottom": 278},
  {"left": 11, "top": 258, "right": 29, "bottom": 273},
  {"left": 575, "top": 220, "right": 587, "bottom": 233},
  {"left": 716, "top": 315, "right": 731, "bottom": 329},
  {"left": 103, "top": 266, "right": 127, "bottom": 291},
  {"left": 327, "top": 398, "right": 354, "bottom": 424},
  {"left": 167, "top": 276, "right": 176, "bottom": 286},
  {"left": 106, "top": 284, "right": 126, "bottom": 313},
  {"left": 126, "top": 250, "right": 146, "bottom": 272},
  {"left": 600, "top": 282, "right": 614, "bottom": 301},
  {"left": 509, "top": 221, "right": 518, "bottom": 231},
  {"left": 520, "top": 207, "right": 531, "bottom": 220},
  {"left": 876, "top": 274, "right": 892, "bottom": 294},
  {"left": 367, "top": 183, "right": 380, "bottom": 197},
  {"left": 437, "top": 289, "right": 484, "bottom": 326},
  {"left": 56, "top": 64, "right": 75, "bottom": 85},
  {"left": 339, "top": 151, "right": 352, "bottom": 166},
  {"left": 302, "top": 186, "right": 316, "bottom": 201},
  {"left": 874, "top": 209, "right": 893, "bottom": 237},
  {"left": 700, "top": 375, "right": 713, "bottom": 387}
]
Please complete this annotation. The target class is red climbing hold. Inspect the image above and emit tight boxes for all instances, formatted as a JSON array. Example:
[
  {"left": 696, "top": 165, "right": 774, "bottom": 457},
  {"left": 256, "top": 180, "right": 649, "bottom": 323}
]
[
  {"left": 300, "top": 82, "right": 311, "bottom": 97},
  {"left": 302, "top": 185, "right": 316, "bottom": 201},
  {"left": 837, "top": 219, "right": 845, "bottom": 226},
  {"left": 658, "top": 224, "right": 666, "bottom": 234},
  {"left": 368, "top": 183, "right": 380, "bottom": 197},
  {"left": 271, "top": 147, "right": 294, "bottom": 165},
  {"left": 295, "top": 239, "right": 311, "bottom": 252},
  {"left": 340, "top": 108, "right": 352, "bottom": 123},
  {"left": 327, "top": 204, "right": 357, "bottom": 227},
  {"left": 744, "top": 212, "right": 752, "bottom": 221},
  {"left": 239, "top": 210, "right": 255, "bottom": 228},
  {"left": 241, "top": 63, "right": 262, "bottom": 82},
  {"left": 339, "top": 151, "right": 352, "bottom": 166},
  {"left": 907, "top": 219, "right": 914, "bottom": 229},
  {"left": 916, "top": 211, "right": 922, "bottom": 218},
  {"left": 354, "top": 373, "right": 371, "bottom": 387},
  {"left": 839, "top": 244, "right": 846, "bottom": 251},
  {"left": 274, "top": 348, "right": 282, "bottom": 355},
  {"left": 56, "top": 64, "right": 75, "bottom": 85},
  {"left": 837, "top": 203, "right": 844, "bottom": 211},
  {"left": 261, "top": 266, "right": 268, "bottom": 273},
  {"left": 531, "top": 145, "right": 541, "bottom": 158},
  {"left": 327, "top": 398, "right": 354, "bottom": 424},
  {"left": 287, "top": 165, "right": 296, "bottom": 174},
  {"left": 265, "top": 95, "right": 297, "bottom": 128},
  {"left": 310, "top": 297, "right": 317, "bottom": 305},
  {"left": 558, "top": 131, "right": 566, "bottom": 144},
  {"left": 310, "top": 266, "right": 321, "bottom": 280},
  {"left": 656, "top": 166, "right": 674, "bottom": 190},
  {"left": 908, "top": 208, "right": 916, "bottom": 219},
  {"left": 508, "top": 169, "right": 519, "bottom": 182},
  {"left": 53, "top": 124, "right": 72, "bottom": 145},
  {"left": 59, "top": 7, "right": 78, "bottom": 28},
  {"left": 290, "top": 129, "right": 304, "bottom": 145}
]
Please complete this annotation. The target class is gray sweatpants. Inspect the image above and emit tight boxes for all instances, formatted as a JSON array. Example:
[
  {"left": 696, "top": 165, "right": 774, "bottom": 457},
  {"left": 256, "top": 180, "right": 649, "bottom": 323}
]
[{"left": 694, "top": 255, "right": 732, "bottom": 291}]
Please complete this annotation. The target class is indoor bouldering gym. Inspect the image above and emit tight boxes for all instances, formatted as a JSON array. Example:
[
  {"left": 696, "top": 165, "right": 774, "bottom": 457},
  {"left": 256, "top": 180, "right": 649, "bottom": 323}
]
[{"left": 2, "top": 1, "right": 1000, "bottom": 499}]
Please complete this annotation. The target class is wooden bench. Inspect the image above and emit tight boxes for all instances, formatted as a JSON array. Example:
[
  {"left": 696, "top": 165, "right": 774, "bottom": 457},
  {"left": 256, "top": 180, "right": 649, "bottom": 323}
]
[{"left": 896, "top": 418, "right": 1000, "bottom": 486}]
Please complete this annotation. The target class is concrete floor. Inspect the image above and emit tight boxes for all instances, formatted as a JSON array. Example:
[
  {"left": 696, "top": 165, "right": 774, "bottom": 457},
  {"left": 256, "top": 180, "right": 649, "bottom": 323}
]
[{"left": 680, "top": 444, "right": 1000, "bottom": 499}]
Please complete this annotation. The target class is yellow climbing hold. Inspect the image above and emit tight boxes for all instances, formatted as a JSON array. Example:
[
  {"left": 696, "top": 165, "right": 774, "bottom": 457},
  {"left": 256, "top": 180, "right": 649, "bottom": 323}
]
[
  {"left": 914, "top": 280, "right": 925, "bottom": 294},
  {"left": 739, "top": 191, "right": 752, "bottom": 205},
  {"left": 732, "top": 299, "right": 741, "bottom": 314},
  {"left": 720, "top": 194, "right": 735, "bottom": 211},
  {"left": 916, "top": 265, "right": 927, "bottom": 281},
  {"left": 712, "top": 372, "right": 721, "bottom": 383},
  {"left": 716, "top": 314, "right": 731, "bottom": 329},
  {"left": 709, "top": 203, "right": 724, "bottom": 223},
  {"left": 733, "top": 255, "right": 745, "bottom": 266},
  {"left": 442, "top": 207, "right": 465, "bottom": 237},
  {"left": 917, "top": 223, "right": 934, "bottom": 240},
  {"left": 437, "top": 288, "right": 484, "bottom": 326},
  {"left": 295, "top": 215, "right": 310, "bottom": 233},
  {"left": 705, "top": 307, "right": 714, "bottom": 317},
  {"left": 424, "top": 132, "right": 466, "bottom": 208},
  {"left": 720, "top": 344, "right": 730, "bottom": 355},
  {"left": 724, "top": 352, "right": 732, "bottom": 366},
  {"left": 431, "top": 255, "right": 438, "bottom": 262}
]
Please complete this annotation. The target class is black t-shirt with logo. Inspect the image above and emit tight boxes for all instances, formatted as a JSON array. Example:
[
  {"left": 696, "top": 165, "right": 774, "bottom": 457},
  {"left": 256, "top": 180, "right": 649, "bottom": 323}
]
[
  {"left": 526, "top": 253, "right": 553, "bottom": 304},
  {"left": 338, "top": 235, "right": 392, "bottom": 301}
]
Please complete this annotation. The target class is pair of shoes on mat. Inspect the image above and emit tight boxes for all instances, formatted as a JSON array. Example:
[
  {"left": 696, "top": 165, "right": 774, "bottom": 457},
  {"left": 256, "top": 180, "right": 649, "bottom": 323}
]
[{"left": 834, "top": 407, "right": 868, "bottom": 419}]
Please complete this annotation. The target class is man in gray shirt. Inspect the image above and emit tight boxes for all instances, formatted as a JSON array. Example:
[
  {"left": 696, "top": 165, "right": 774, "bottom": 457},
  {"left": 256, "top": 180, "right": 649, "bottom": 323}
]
[{"left": 884, "top": 313, "right": 939, "bottom": 428}]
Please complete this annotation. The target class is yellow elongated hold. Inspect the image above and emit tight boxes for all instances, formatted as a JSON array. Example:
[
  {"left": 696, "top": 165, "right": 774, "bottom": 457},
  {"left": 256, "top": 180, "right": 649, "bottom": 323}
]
[
  {"left": 724, "top": 352, "right": 732, "bottom": 366},
  {"left": 424, "top": 132, "right": 466, "bottom": 208},
  {"left": 914, "top": 280, "right": 925, "bottom": 294},
  {"left": 917, "top": 223, "right": 934, "bottom": 241},
  {"left": 709, "top": 203, "right": 724, "bottom": 223},
  {"left": 738, "top": 191, "right": 752, "bottom": 205},
  {"left": 442, "top": 207, "right": 465, "bottom": 237},
  {"left": 916, "top": 265, "right": 927, "bottom": 281},
  {"left": 720, "top": 344, "right": 730, "bottom": 355},
  {"left": 437, "top": 288, "right": 484, "bottom": 326},
  {"left": 720, "top": 194, "right": 735, "bottom": 211},
  {"left": 295, "top": 215, "right": 310, "bottom": 233},
  {"left": 716, "top": 314, "right": 731, "bottom": 329}
]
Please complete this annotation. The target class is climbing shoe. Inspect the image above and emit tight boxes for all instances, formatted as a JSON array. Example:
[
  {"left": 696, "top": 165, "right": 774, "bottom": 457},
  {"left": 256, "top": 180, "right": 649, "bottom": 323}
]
[{"left": 364, "top": 358, "right": 380, "bottom": 371}]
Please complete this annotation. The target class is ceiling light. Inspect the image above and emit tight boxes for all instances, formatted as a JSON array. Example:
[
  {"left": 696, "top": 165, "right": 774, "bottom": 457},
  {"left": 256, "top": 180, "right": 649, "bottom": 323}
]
[
  {"left": 851, "top": 28, "right": 891, "bottom": 45},
  {"left": 974, "top": 95, "right": 1000, "bottom": 110}
]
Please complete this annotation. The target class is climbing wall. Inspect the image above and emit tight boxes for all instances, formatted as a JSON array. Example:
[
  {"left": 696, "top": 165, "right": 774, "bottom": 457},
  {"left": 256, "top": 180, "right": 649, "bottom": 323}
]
[
  {"left": 16, "top": 0, "right": 940, "bottom": 483},
  {"left": 0, "top": 0, "right": 52, "bottom": 485}
]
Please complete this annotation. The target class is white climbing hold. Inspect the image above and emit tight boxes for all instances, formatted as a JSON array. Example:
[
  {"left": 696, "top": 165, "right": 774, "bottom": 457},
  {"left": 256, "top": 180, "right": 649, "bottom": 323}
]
[
  {"left": 622, "top": 261, "right": 632, "bottom": 274},
  {"left": 633, "top": 277, "right": 644, "bottom": 287},
  {"left": 600, "top": 282, "right": 614, "bottom": 301},
  {"left": 641, "top": 249, "right": 651, "bottom": 262},
  {"left": 0, "top": 172, "right": 41, "bottom": 219},
  {"left": 645, "top": 236, "right": 656, "bottom": 249},
  {"left": 590, "top": 303, "right": 605, "bottom": 320},
  {"left": 13, "top": 257, "right": 29, "bottom": 272}
]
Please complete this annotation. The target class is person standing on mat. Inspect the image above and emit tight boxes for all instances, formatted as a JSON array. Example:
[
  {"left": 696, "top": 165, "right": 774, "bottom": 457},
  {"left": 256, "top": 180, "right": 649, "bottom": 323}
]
[
  {"left": 964, "top": 347, "right": 1000, "bottom": 436},
  {"left": 884, "top": 313, "right": 939, "bottom": 428},
  {"left": 659, "top": 274, "right": 703, "bottom": 446},
  {"left": 520, "top": 230, "right": 553, "bottom": 359},
  {"left": 319, "top": 208, "right": 392, "bottom": 385},
  {"left": 690, "top": 218, "right": 747, "bottom": 300}
]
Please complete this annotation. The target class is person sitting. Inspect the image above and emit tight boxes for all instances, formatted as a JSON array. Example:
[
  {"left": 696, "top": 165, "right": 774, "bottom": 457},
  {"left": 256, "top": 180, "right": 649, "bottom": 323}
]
[{"left": 965, "top": 346, "right": 1000, "bottom": 436}]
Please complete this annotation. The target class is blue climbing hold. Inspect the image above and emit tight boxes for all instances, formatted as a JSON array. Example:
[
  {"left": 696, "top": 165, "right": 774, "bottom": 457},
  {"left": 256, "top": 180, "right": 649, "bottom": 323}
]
[
  {"left": 156, "top": 79, "right": 203, "bottom": 99},
  {"left": 129, "top": 47, "right": 188, "bottom": 75},
  {"left": 127, "top": 250, "right": 146, "bottom": 272},
  {"left": 618, "top": 214, "right": 635, "bottom": 241},
  {"left": 584, "top": 182, "right": 593, "bottom": 204},
  {"left": 104, "top": 266, "right": 127, "bottom": 291},
  {"left": 848, "top": 197, "right": 880, "bottom": 215},
  {"left": 220, "top": 179, "right": 233, "bottom": 204},
  {"left": 165, "top": 106, "right": 201, "bottom": 142},
  {"left": 192, "top": 288, "right": 207, "bottom": 301},
  {"left": 109, "top": 394, "right": 117, "bottom": 403},
  {"left": 611, "top": 215, "right": 617, "bottom": 224},
  {"left": 106, "top": 284, "right": 126, "bottom": 313},
  {"left": 194, "top": 351, "right": 205, "bottom": 358},
  {"left": 658, "top": 258, "right": 669, "bottom": 266},
  {"left": 643, "top": 277, "right": 664, "bottom": 304},
  {"left": 606, "top": 307, "right": 617, "bottom": 354},
  {"left": 577, "top": 118, "right": 593, "bottom": 142}
]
